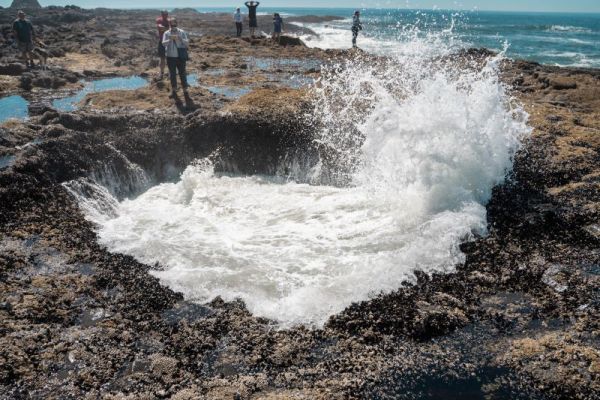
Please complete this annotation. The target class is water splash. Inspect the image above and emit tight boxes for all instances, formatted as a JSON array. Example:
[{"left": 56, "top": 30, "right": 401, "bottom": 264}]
[{"left": 71, "top": 26, "right": 530, "bottom": 328}]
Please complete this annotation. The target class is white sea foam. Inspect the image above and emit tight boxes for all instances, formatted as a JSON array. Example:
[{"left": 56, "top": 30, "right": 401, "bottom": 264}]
[
  {"left": 70, "top": 25, "right": 531, "bottom": 327},
  {"left": 548, "top": 25, "right": 592, "bottom": 33},
  {"left": 298, "top": 19, "right": 465, "bottom": 58}
]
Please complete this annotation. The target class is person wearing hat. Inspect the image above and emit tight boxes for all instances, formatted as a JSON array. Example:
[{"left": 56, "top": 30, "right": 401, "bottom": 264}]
[
  {"left": 234, "top": 7, "right": 243, "bottom": 37},
  {"left": 12, "top": 10, "right": 36, "bottom": 68},
  {"left": 156, "top": 10, "right": 170, "bottom": 79},
  {"left": 351, "top": 10, "right": 363, "bottom": 48}
]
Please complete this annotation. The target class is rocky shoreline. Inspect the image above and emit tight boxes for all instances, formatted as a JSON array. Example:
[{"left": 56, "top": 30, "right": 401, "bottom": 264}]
[{"left": 1, "top": 6, "right": 599, "bottom": 400}]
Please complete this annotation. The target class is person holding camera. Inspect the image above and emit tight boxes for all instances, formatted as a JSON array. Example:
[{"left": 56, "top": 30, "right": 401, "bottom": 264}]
[{"left": 162, "top": 18, "right": 190, "bottom": 97}]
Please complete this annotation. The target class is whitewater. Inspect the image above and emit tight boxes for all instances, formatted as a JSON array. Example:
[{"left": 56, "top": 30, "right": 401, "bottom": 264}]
[{"left": 65, "top": 24, "right": 531, "bottom": 327}]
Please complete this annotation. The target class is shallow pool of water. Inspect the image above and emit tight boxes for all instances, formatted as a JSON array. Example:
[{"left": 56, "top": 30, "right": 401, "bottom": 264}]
[
  {"left": 52, "top": 76, "right": 148, "bottom": 112},
  {"left": 206, "top": 86, "right": 252, "bottom": 99},
  {"left": 245, "top": 57, "right": 321, "bottom": 71},
  {"left": 0, "top": 155, "right": 16, "bottom": 169},
  {"left": 0, "top": 95, "right": 29, "bottom": 123}
]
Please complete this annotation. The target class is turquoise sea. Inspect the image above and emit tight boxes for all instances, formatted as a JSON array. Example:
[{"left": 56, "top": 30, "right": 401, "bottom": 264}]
[
  {"left": 6, "top": 2, "right": 599, "bottom": 67},
  {"left": 201, "top": 7, "right": 600, "bottom": 68}
]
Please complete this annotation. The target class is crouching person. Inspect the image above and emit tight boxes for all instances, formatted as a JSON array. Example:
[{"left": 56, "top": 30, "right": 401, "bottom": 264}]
[{"left": 162, "top": 18, "right": 190, "bottom": 97}]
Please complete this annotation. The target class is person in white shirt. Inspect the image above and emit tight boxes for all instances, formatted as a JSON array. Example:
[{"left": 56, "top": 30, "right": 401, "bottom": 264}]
[
  {"left": 162, "top": 18, "right": 190, "bottom": 97},
  {"left": 234, "top": 7, "right": 243, "bottom": 37}
]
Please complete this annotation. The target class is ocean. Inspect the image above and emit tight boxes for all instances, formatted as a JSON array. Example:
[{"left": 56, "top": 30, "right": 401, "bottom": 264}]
[{"left": 199, "top": 7, "right": 600, "bottom": 68}]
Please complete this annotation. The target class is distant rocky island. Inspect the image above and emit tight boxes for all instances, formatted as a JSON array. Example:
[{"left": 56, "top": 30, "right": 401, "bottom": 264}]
[
  {"left": 9, "top": 0, "right": 42, "bottom": 9},
  {"left": 0, "top": 5, "right": 599, "bottom": 400}
]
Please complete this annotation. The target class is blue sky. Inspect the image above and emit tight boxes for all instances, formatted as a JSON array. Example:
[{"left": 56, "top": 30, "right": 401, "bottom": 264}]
[{"left": 2, "top": 0, "right": 599, "bottom": 13}]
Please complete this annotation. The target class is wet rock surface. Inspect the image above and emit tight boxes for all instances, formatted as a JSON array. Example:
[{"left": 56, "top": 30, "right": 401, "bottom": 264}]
[{"left": 1, "top": 7, "right": 600, "bottom": 400}]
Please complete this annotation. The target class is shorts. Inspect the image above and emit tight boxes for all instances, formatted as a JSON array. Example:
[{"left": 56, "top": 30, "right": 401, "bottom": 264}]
[
  {"left": 249, "top": 18, "right": 258, "bottom": 28},
  {"left": 17, "top": 40, "right": 34, "bottom": 53},
  {"left": 157, "top": 40, "right": 166, "bottom": 58}
]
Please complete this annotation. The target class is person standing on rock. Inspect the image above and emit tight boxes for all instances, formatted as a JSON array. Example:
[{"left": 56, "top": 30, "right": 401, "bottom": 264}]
[
  {"left": 162, "top": 18, "right": 190, "bottom": 97},
  {"left": 351, "top": 10, "right": 363, "bottom": 48},
  {"left": 272, "top": 13, "right": 283, "bottom": 43},
  {"left": 234, "top": 7, "right": 243, "bottom": 37},
  {"left": 156, "top": 10, "right": 170, "bottom": 80},
  {"left": 12, "top": 10, "right": 36, "bottom": 68},
  {"left": 245, "top": 1, "right": 260, "bottom": 38}
]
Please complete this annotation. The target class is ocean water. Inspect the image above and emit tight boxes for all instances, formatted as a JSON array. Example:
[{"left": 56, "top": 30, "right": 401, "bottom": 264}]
[
  {"left": 201, "top": 7, "right": 600, "bottom": 68},
  {"left": 66, "top": 16, "right": 531, "bottom": 327}
]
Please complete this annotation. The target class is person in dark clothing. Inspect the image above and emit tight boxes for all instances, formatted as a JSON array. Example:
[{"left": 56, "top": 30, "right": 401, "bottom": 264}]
[
  {"left": 272, "top": 13, "right": 283, "bottom": 43},
  {"left": 245, "top": 1, "right": 260, "bottom": 38},
  {"left": 162, "top": 18, "right": 190, "bottom": 97},
  {"left": 12, "top": 10, "right": 35, "bottom": 68},
  {"left": 352, "top": 10, "right": 363, "bottom": 48}
]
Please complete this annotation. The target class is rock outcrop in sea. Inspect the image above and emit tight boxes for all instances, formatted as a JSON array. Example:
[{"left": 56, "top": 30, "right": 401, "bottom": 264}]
[
  {"left": 10, "top": 0, "right": 42, "bottom": 9},
  {"left": 0, "top": 6, "right": 598, "bottom": 400}
]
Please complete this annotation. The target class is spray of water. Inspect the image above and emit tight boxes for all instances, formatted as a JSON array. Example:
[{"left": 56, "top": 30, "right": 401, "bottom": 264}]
[{"left": 65, "top": 23, "right": 530, "bottom": 328}]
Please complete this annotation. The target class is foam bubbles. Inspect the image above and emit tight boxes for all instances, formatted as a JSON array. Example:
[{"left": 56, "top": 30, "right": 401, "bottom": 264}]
[{"left": 75, "top": 26, "right": 530, "bottom": 328}]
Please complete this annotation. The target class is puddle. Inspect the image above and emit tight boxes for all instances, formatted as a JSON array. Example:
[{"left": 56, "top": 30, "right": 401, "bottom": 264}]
[
  {"left": 287, "top": 74, "right": 315, "bottom": 88},
  {"left": 204, "top": 68, "right": 226, "bottom": 76},
  {"left": 0, "top": 95, "right": 29, "bottom": 123},
  {"left": 205, "top": 85, "right": 251, "bottom": 99},
  {"left": 245, "top": 57, "right": 320, "bottom": 71},
  {"left": 264, "top": 73, "right": 315, "bottom": 89},
  {"left": 52, "top": 76, "right": 148, "bottom": 112},
  {"left": 187, "top": 73, "right": 200, "bottom": 87},
  {"left": 190, "top": 73, "right": 250, "bottom": 98},
  {"left": 0, "top": 155, "right": 16, "bottom": 169}
]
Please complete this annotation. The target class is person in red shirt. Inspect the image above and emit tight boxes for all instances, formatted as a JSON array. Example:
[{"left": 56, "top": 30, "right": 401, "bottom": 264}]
[{"left": 156, "top": 10, "right": 170, "bottom": 80}]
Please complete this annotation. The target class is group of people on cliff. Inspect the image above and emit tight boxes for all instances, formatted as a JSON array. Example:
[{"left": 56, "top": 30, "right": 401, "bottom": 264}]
[
  {"left": 233, "top": 2, "right": 283, "bottom": 41},
  {"left": 153, "top": 6, "right": 363, "bottom": 96},
  {"left": 9, "top": 7, "right": 364, "bottom": 98}
]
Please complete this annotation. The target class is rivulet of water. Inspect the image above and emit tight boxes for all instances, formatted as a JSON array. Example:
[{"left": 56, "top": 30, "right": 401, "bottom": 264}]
[{"left": 66, "top": 25, "right": 530, "bottom": 328}]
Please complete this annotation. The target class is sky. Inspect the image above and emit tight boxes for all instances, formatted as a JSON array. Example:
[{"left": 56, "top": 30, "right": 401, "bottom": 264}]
[{"left": 2, "top": 0, "right": 600, "bottom": 13}]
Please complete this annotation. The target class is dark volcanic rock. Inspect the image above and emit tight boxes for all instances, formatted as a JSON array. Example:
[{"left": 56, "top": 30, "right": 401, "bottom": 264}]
[
  {"left": 0, "top": 63, "right": 27, "bottom": 75},
  {"left": 0, "top": 7, "right": 598, "bottom": 400}
]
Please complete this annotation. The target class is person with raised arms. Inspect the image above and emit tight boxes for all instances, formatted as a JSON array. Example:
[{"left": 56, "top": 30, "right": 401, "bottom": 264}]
[{"left": 245, "top": 1, "right": 260, "bottom": 38}]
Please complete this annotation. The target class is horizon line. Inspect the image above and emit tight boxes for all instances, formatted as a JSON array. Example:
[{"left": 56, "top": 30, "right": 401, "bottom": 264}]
[{"left": 46, "top": 5, "right": 600, "bottom": 15}]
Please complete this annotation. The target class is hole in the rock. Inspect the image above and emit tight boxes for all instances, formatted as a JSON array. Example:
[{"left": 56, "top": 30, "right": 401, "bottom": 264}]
[{"left": 61, "top": 52, "right": 531, "bottom": 328}]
